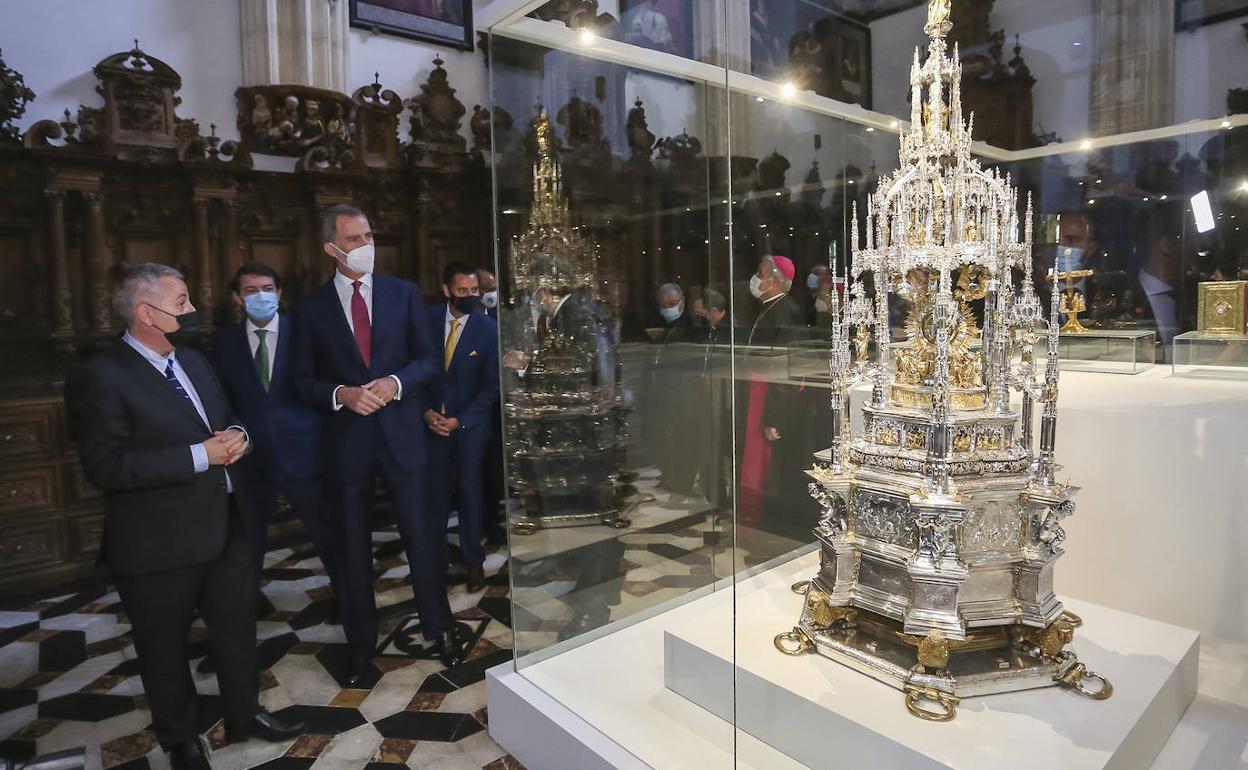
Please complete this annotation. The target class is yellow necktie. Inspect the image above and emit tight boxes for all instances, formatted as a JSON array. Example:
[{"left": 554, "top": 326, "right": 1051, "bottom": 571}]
[{"left": 445, "top": 318, "right": 460, "bottom": 370}]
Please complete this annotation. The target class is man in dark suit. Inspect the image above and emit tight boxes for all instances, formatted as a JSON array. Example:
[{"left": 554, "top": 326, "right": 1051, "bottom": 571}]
[
  {"left": 210, "top": 262, "right": 336, "bottom": 605},
  {"left": 293, "top": 204, "right": 462, "bottom": 681},
  {"left": 423, "top": 262, "right": 500, "bottom": 592},
  {"left": 66, "top": 263, "right": 303, "bottom": 770}
]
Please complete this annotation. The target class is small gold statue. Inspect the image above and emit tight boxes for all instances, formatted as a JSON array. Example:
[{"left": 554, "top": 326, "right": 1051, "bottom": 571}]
[{"left": 1050, "top": 267, "right": 1094, "bottom": 334}]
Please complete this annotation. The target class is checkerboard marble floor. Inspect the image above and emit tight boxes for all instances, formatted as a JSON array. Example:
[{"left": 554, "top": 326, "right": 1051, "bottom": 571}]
[{"left": 0, "top": 476, "right": 806, "bottom": 770}]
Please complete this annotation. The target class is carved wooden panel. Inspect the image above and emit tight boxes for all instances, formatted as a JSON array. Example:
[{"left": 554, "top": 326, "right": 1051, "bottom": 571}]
[
  {"left": 0, "top": 404, "right": 57, "bottom": 463},
  {"left": 0, "top": 517, "right": 63, "bottom": 574},
  {"left": 65, "top": 461, "right": 102, "bottom": 506},
  {"left": 71, "top": 512, "right": 105, "bottom": 556},
  {"left": 0, "top": 466, "right": 57, "bottom": 514}
]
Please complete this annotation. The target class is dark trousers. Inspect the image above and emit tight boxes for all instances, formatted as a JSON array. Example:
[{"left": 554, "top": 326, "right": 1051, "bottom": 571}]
[
  {"left": 428, "top": 430, "right": 488, "bottom": 568},
  {"left": 332, "top": 445, "right": 452, "bottom": 660},
  {"left": 482, "top": 414, "right": 505, "bottom": 536},
  {"left": 238, "top": 464, "right": 337, "bottom": 591},
  {"left": 112, "top": 502, "right": 257, "bottom": 749}
]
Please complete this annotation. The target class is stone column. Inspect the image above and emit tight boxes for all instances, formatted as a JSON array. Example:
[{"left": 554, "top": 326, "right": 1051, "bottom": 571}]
[
  {"left": 82, "top": 192, "right": 112, "bottom": 332},
  {"left": 45, "top": 191, "right": 73, "bottom": 337}
]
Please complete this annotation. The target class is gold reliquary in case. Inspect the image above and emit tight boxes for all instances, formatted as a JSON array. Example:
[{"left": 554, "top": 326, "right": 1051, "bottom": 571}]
[{"left": 1197, "top": 281, "right": 1248, "bottom": 336}]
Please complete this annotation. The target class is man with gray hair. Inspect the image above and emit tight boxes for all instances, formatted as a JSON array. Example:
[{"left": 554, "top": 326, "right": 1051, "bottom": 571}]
[{"left": 66, "top": 263, "right": 304, "bottom": 770}]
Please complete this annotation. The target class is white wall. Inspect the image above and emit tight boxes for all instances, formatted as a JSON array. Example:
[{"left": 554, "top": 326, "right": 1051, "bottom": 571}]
[
  {"left": 0, "top": 0, "right": 242, "bottom": 137},
  {"left": 1174, "top": 16, "right": 1248, "bottom": 123},
  {"left": 347, "top": 28, "right": 487, "bottom": 144},
  {"left": 0, "top": 0, "right": 489, "bottom": 146}
]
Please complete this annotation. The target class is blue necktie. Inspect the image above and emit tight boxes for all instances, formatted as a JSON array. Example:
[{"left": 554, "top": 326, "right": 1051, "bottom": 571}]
[{"left": 164, "top": 360, "right": 193, "bottom": 403}]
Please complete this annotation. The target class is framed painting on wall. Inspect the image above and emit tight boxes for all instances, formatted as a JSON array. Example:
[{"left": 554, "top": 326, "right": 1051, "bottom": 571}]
[
  {"left": 1174, "top": 0, "right": 1248, "bottom": 30},
  {"left": 349, "top": 0, "right": 474, "bottom": 50}
]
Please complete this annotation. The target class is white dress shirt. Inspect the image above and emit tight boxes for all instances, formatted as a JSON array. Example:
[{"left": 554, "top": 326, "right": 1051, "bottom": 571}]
[
  {"left": 329, "top": 270, "right": 403, "bottom": 409},
  {"left": 444, "top": 303, "right": 470, "bottom": 345},
  {"left": 123, "top": 332, "right": 244, "bottom": 489},
  {"left": 246, "top": 313, "right": 279, "bottom": 383}
]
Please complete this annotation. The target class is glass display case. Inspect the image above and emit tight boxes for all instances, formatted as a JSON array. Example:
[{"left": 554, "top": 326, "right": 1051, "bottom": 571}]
[
  {"left": 482, "top": 1, "right": 1247, "bottom": 768},
  {"left": 1171, "top": 331, "right": 1248, "bottom": 378}
]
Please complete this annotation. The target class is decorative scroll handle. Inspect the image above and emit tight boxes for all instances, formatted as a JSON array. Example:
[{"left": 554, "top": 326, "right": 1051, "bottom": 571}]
[
  {"left": 774, "top": 627, "right": 815, "bottom": 656},
  {"left": 1057, "top": 659, "right": 1114, "bottom": 700},
  {"left": 904, "top": 685, "right": 960, "bottom": 721}
]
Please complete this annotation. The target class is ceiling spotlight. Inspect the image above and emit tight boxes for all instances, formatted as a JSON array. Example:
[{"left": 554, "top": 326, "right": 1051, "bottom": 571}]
[
  {"left": 1079, "top": 139, "right": 1093, "bottom": 151},
  {"left": 1087, "top": 198, "right": 1096, "bottom": 205},
  {"left": 890, "top": 120, "right": 900, "bottom": 129},
  {"left": 578, "top": 28, "right": 596, "bottom": 46},
  {"left": 866, "top": 127, "right": 876, "bottom": 133},
  {"left": 1221, "top": 120, "right": 1232, "bottom": 129},
  {"left": 1159, "top": 194, "right": 1168, "bottom": 200},
  {"left": 780, "top": 81, "right": 798, "bottom": 99},
  {"left": 1240, "top": 179, "right": 1248, "bottom": 193},
  {"left": 755, "top": 95, "right": 765, "bottom": 103}
]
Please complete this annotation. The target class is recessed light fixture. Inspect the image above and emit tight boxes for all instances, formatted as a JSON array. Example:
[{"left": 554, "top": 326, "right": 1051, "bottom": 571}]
[
  {"left": 1240, "top": 179, "right": 1248, "bottom": 193},
  {"left": 1079, "top": 139, "right": 1093, "bottom": 151},
  {"left": 890, "top": 120, "right": 900, "bottom": 129},
  {"left": 1159, "top": 194, "right": 1168, "bottom": 200},
  {"left": 866, "top": 127, "right": 875, "bottom": 133},
  {"left": 1221, "top": 120, "right": 1232, "bottom": 129},
  {"left": 780, "top": 82, "right": 797, "bottom": 99},
  {"left": 1191, "top": 190, "right": 1216, "bottom": 233},
  {"left": 578, "top": 28, "right": 596, "bottom": 46},
  {"left": 1087, "top": 198, "right": 1095, "bottom": 205},
  {"left": 755, "top": 96, "right": 765, "bottom": 103}
]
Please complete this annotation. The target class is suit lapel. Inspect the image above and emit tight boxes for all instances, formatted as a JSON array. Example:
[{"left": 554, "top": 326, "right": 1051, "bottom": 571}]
[
  {"left": 179, "top": 351, "right": 222, "bottom": 429},
  {"left": 270, "top": 314, "right": 290, "bottom": 391},
  {"left": 369, "top": 276, "right": 393, "bottom": 372},
  {"left": 232, "top": 323, "right": 264, "bottom": 398},
  {"left": 449, "top": 312, "right": 475, "bottom": 371},
  {"left": 322, "top": 280, "right": 368, "bottom": 371},
  {"left": 114, "top": 343, "right": 212, "bottom": 437}
]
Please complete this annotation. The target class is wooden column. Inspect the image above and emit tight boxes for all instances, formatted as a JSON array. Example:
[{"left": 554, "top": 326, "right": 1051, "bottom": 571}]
[
  {"left": 192, "top": 198, "right": 215, "bottom": 329},
  {"left": 221, "top": 199, "right": 241, "bottom": 279},
  {"left": 45, "top": 191, "right": 73, "bottom": 337},
  {"left": 82, "top": 192, "right": 112, "bottom": 332}
]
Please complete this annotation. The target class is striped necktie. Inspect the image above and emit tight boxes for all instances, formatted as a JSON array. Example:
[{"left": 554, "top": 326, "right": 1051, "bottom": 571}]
[{"left": 164, "top": 360, "right": 194, "bottom": 403}]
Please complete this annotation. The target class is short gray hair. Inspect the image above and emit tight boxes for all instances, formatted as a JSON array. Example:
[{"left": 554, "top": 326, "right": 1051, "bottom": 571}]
[
  {"left": 702, "top": 287, "right": 727, "bottom": 312},
  {"left": 113, "top": 263, "right": 183, "bottom": 326},
  {"left": 321, "top": 204, "right": 366, "bottom": 244},
  {"left": 657, "top": 282, "right": 683, "bottom": 299}
]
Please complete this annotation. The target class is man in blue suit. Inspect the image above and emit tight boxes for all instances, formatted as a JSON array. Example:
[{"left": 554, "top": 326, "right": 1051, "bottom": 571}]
[
  {"left": 210, "top": 263, "right": 335, "bottom": 607},
  {"left": 293, "top": 204, "right": 462, "bottom": 680},
  {"left": 424, "top": 263, "right": 500, "bottom": 592}
]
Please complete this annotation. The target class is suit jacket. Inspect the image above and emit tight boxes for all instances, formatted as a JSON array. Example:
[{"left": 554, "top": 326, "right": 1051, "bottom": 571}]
[
  {"left": 66, "top": 339, "right": 243, "bottom": 576},
  {"left": 293, "top": 273, "right": 439, "bottom": 477},
  {"left": 422, "top": 304, "right": 500, "bottom": 442},
  {"left": 210, "top": 314, "right": 320, "bottom": 480}
]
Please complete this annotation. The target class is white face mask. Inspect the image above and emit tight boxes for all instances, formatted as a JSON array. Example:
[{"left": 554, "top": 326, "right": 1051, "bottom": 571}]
[
  {"left": 749, "top": 274, "right": 764, "bottom": 299},
  {"left": 332, "top": 242, "right": 375, "bottom": 275},
  {"left": 482, "top": 290, "right": 498, "bottom": 309},
  {"left": 1057, "top": 246, "right": 1085, "bottom": 273}
]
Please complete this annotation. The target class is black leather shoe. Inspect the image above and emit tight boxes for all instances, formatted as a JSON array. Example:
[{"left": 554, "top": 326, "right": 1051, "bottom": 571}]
[
  {"left": 466, "top": 565, "right": 486, "bottom": 593},
  {"left": 434, "top": 629, "right": 465, "bottom": 668},
  {"left": 225, "top": 708, "right": 306, "bottom": 744},
  {"left": 167, "top": 737, "right": 211, "bottom": 770},
  {"left": 345, "top": 657, "right": 375, "bottom": 688}
]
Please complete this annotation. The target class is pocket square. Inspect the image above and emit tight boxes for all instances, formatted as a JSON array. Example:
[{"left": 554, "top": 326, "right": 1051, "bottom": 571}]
[{"left": 469, "top": 350, "right": 478, "bottom": 356}]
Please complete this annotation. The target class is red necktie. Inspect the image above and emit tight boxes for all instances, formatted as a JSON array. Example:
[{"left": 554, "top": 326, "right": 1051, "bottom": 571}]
[{"left": 351, "top": 280, "right": 372, "bottom": 367}]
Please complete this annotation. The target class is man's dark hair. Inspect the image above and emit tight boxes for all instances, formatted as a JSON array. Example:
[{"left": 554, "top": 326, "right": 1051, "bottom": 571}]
[
  {"left": 442, "top": 261, "right": 478, "bottom": 288},
  {"left": 230, "top": 261, "right": 282, "bottom": 294},
  {"left": 321, "top": 203, "right": 366, "bottom": 244}
]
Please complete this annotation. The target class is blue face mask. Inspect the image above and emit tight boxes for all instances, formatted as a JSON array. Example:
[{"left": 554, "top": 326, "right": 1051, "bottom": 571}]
[
  {"left": 807, "top": 273, "right": 820, "bottom": 290},
  {"left": 660, "top": 304, "right": 683, "bottom": 323},
  {"left": 244, "top": 291, "right": 279, "bottom": 322}
]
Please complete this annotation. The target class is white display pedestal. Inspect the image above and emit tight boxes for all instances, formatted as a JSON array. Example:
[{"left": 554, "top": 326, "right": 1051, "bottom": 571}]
[
  {"left": 488, "top": 551, "right": 1201, "bottom": 770},
  {"left": 664, "top": 552, "right": 1200, "bottom": 770}
]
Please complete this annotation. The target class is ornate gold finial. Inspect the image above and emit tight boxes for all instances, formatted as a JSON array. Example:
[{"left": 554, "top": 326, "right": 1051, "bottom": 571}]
[
  {"left": 535, "top": 108, "right": 554, "bottom": 159},
  {"left": 925, "top": 0, "right": 952, "bottom": 38}
]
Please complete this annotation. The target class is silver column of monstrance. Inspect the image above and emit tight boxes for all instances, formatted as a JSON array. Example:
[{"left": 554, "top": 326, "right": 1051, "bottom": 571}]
[{"left": 775, "top": 0, "right": 1112, "bottom": 722}]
